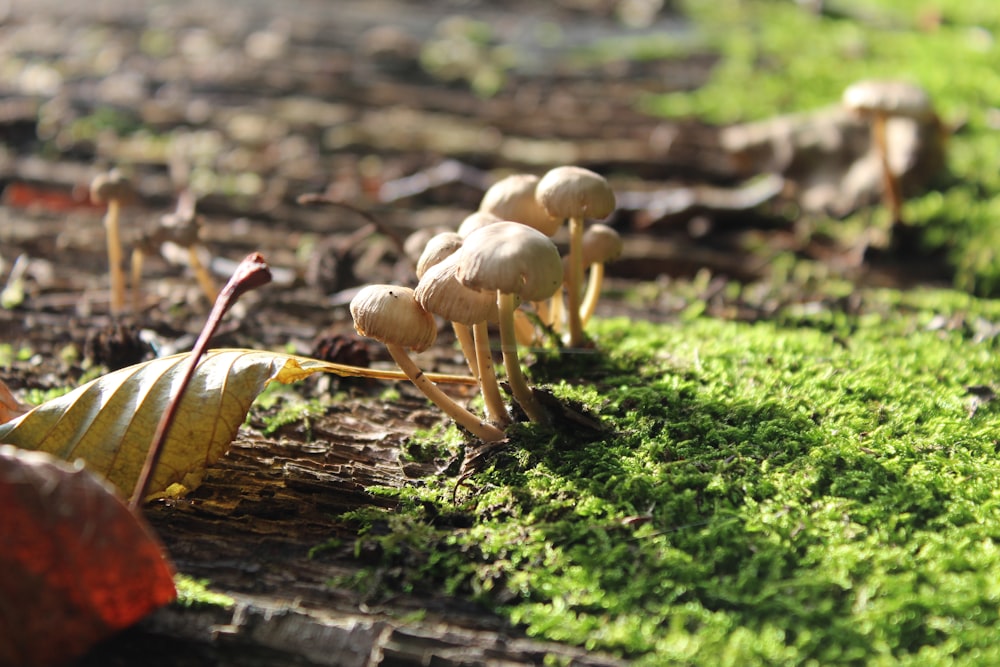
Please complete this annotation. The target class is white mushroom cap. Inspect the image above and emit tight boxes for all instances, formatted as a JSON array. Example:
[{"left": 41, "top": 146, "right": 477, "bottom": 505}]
[
  {"left": 350, "top": 284, "right": 437, "bottom": 352},
  {"left": 455, "top": 221, "right": 563, "bottom": 302},
  {"left": 479, "top": 173, "right": 560, "bottom": 236},
  {"left": 842, "top": 79, "right": 934, "bottom": 119},
  {"left": 535, "top": 166, "right": 616, "bottom": 221},
  {"left": 415, "top": 231, "right": 463, "bottom": 279},
  {"left": 415, "top": 253, "right": 500, "bottom": 325},
  {"left": 581, "top": 223, "right": 624, "bottom": 265},
  {"left": 457, "top": 210, "right": 502, "bottom": 238}
]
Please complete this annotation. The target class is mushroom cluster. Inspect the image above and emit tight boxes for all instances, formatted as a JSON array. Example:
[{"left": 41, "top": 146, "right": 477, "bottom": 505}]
[{"left": 350, "top": 165, "right": 620, "bottom": 441}]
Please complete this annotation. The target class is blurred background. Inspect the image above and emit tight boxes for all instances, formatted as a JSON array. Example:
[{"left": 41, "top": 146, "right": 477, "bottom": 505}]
[{"left": 1, "top": 0, "right": 998, "bottom": 354}]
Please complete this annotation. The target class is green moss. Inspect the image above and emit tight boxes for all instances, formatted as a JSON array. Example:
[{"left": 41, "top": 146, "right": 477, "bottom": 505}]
[
  {"left": 326, "top": 286, "right": 1000, "bottom": 664},
  {"left": 173, "top": 574, "right": 235, "bottom": 609},
  {"left": 251, "top": 381, "right": 327, "bottom": 435}
]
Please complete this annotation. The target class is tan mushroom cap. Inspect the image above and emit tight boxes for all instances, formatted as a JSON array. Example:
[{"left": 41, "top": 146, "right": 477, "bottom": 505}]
[
  {"left": 456, "top": 221, "right": 562, "bottom": 302},
  {"left": 535, "top": 166, "right": 616, "bottom": 221},
  {"left": 457, "top": 210, "right": 502, "bottom": 238},
  {"left": 842, "top": 79, "right": 934, "bottom": 119},
  {"left": 415, "top": 253, "right": 500, "bottom": 325},
  {"left": 581, "top": 223, "right": 624, "bottom": 265},
  {"left": 415, "top": 231, "right": 463, "bottom": 279},
  {"left": 350, "top": 284, "right": 437, "bottom": 352},
  {"left": 90, "top": 169, "right": 138, "bottom": 205},
  {"left": 403, "top": 225, "right": 452, "bottom": 265},
  {"left": 479, "top": 173, "right": 560, "bottom": 236}
]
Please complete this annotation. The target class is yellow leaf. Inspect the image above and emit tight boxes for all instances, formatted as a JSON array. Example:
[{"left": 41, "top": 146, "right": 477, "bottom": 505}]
[{"left": 0, "top": 348, "right": 475, "bottom": 498}]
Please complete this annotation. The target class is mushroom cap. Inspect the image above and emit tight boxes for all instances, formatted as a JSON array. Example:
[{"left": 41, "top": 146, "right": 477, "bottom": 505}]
[
  {"left": 415, "top": 231, "right": 463, "bottom": 279},
  {"left": 415, "top": 253, "right": 500, "bottom": 325},
  {"left": 457, "top": 210, "right": 502, "bottom": 238},
  {"left": 535, "top": 166, "right": 616, "bottom": 221},
  {"left": 581, "top": 223, "right": 624, "bottom": 265},
  {"left": 90, "top": 169, "right": 137, "bottom": 205},
  {"left": 455, "top": 221, "right": 563, "bottom": 302},
  {"left": 350, "top": 284, "right": 437, "bottom": 352},
  {"left": 842, "top": 79, "right": 934, "bottom": 119},
  {"left": 403, "top": 225, "right": 452, "bottom": 265},
  {"left": 479, "top": 173, "right": 560, "bottom": 236}
]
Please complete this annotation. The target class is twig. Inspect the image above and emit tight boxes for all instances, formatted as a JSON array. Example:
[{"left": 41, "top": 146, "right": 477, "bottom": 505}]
[
  {"left": 296, "top": 193, "right": 409, "bottom": 263},
  {"left": 129, "top": 253, "right": 272, "bottom": 509}
]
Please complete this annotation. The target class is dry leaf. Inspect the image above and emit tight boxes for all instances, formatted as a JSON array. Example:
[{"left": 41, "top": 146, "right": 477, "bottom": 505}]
[
  {"left": 0, "top": 348, "right": 476, "bottom": 498},
  {"left": 0, "top": 445, "right": 176, "bottom": 667}
]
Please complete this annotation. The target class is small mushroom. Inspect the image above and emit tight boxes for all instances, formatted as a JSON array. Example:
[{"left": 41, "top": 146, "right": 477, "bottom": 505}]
[
  {"left": 842, "top": 79, "right": 935, "bottom": 226},
  {"left": 415, "top": 253, "right": 510, "bottom": 427},
  {"left": 578, "top": 223, "right": 623, "bottom": 326},
  {"left": 478, "top": 173, "right": 559, "bottom": 236},
  {"left": 457, "top": 210, "right": 502, "bottom": 238},
  {"left": 415, "top": 231, "right": 464, "bottom": 280},
  {"left": 132, "top": 189, "right": 216, "bottom": 311},
  {"left": 415, "top": 231, "right": 478, "bottom": 380},
  {"left": 90, "top": 169, "right": 137, "bottom": 315},
  {"left": 535, "top": 166, "right": 616, "bottom": 347},
  {"left": 455, "top": 221, "right": 562, "bottom": 424},
  {"left": 403, "top": 225, "right": 454, "bottom": 268},
  {"left": 350, "top": 284, "right": 504, "bottom": 442}
]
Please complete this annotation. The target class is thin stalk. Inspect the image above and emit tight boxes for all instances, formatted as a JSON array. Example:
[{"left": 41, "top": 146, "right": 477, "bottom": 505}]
[
  {"left": 473, "top": 320, "right": 510, "bottom": 427},
  {"left": 187, "top": 245, "right": 218, "bottom": 303},
  {"left": 872, "top": 112, "right": 903, "bottom": 225},
  {"left": 129, "top": 252, "right": 272, "bottom": 509},
  {"left": 579, "top": 262, "right": 604, "bottom": 326},
  {"left": 105, "top": 199, "right": 125, "bottom": 314},
  {"left": 385, "top": 342, "right": 504, "bottom": 442},
  {"left": 497, "top": 291, "right": 548, "bottom": 424},
  {"left": 565, "top": 216, "right": 586, "bottom": 346},
  {"left": 452, "top": 322, "right": 478, "bottom": 378},
  {"left": 130, "top": 247, "right": 145, "bottom": 313}
]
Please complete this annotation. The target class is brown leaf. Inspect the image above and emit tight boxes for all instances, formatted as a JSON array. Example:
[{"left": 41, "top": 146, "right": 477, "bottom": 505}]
[{"left": 0, "top": 445, "right": 176, "bottom": 667}]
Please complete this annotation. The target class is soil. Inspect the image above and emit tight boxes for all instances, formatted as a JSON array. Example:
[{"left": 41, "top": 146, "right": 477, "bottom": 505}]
[{"left": 0, "top": 1, "right": 948, "bottom": 665}]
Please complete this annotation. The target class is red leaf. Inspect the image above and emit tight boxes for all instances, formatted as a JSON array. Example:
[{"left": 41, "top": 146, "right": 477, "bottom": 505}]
[{"left": 0, "top": 446, "right": 176, "bottom": 667}]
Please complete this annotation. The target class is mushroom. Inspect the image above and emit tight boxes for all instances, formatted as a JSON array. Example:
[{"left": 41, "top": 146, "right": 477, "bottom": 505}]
[
  {"left": 415, "top": 231, "right": 464, "bottom": 279},
  {"left": 415, "top": 253, "right": 511, "bottom": 427},
  {"left": 415, "top": 231, "right": 478, "bottom": 380},
  {"left": 841, "top": 79, "right": 935, "bottom": 226},
  {"left": 535, "top": 166, "right": 616, "bottom": 347},
  {"left": 131, "top": 189, "right": 217, "bottom": 311},
  {"left": 90, "top": 169, "right": 137, "bottom": 315},
  {"left": 478, "top": 173, "right": 559, "bottom": 236},
  {"left": 457, "top": 210, "right": 502, "bottom": 238},
  {"left": 350, "top": 284, "right": 504, "bottom": 442},
  {"left": 455, "top": 221, "right": 562, "bottom": 424},
  {"left": 578, "top": 223, "right": 623, "bottom": 326}
]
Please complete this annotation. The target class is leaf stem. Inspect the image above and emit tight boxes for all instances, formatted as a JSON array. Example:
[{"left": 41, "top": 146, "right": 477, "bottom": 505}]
[{"left": 128, "top": 253, "right": 272, "bottom": 509}]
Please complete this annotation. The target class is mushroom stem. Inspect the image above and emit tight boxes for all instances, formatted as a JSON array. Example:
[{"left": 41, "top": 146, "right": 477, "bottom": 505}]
[
  {"left": 497, "top": 291, "right": 548, "bottom": 424},
  {"left": 565, "top": 216, "right": 586, "bottom": 347},
  {"left": 130, "top": 246, "right": 145, "bottom": 313},
  {"left": 533, "top": 299, "right": 552, "bottom": 328},
  {"left": 473, "top": 320, "right": 510, "bottom": 426},
  {"left": 452, "top": 321, "right": 479, "bottom": 379},
  {"left": 549, "top": 285, "right": 564, "bottom": 333},
  {"left": 104, "top": 199, "right": 125, "bottom": 314},
  {"left": 579, "top": 261, "right": 605, "bottom": 326},
  {"left": 385, "top": 342, "right": 505, "bottom": 442},
  {"left": 188, "top": 245, "right": 218, "bottom": 303},
  {"left": 871, "top": 112, "right": 904, "bottom": 225}
]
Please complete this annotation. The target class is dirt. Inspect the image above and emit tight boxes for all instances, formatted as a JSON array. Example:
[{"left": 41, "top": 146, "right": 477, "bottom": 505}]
[{"left": 0, "top": 0, "right": 949, "bottom": 664}]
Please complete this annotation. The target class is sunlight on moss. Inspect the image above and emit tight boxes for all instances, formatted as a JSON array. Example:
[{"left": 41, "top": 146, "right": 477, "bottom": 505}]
[
  {"left": 328, "top": 286, "right": 1000, "bottom": 663},
  {"left": 173, "top": 574, "right": 235, "bottom": 609}
]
